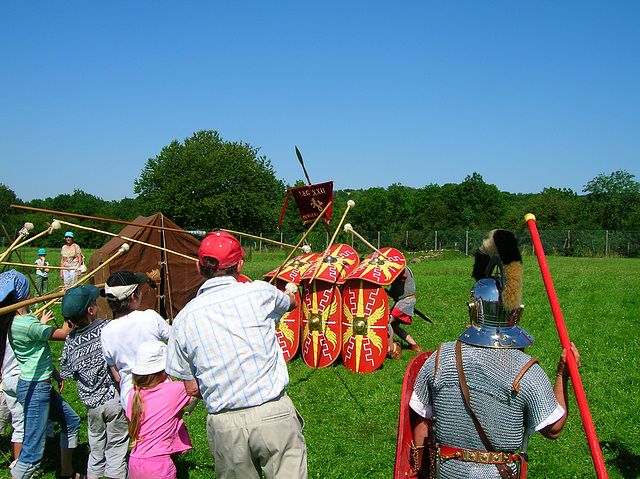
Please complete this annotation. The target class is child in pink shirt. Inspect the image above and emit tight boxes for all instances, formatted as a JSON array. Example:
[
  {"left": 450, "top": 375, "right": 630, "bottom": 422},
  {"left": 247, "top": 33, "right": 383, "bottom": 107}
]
[{"left": 126, "top": 341, "right": 192, "bottom": 479}]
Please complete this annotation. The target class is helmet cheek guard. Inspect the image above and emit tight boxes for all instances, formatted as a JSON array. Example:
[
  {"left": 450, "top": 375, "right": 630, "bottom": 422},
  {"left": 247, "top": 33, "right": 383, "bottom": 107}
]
[{"left": 459, "top": 231, "right": 534, "bottom": 349}]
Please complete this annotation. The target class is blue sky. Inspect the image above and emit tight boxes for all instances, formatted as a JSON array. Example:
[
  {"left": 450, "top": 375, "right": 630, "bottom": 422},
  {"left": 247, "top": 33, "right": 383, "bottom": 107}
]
[{"left": 2, "top": 1, "right": 638, "bottom": 202}]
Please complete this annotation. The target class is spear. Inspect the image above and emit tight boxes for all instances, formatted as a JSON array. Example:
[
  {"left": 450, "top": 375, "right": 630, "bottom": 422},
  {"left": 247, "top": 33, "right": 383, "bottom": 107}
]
[
  {"left": 309, "top": 200, "right": 355, "bottom": 282},
  {"left": 219, "top": 229, "right": 307, "bottom": 251},
  {"left": 343, "top": 223, "right": 387, "bottom": 258},
  {"left": 54, "top": 219, "right": 197, "bottom": 263},
  {"left": 0, "top": 223, "right": 34, "bottom": 263},
  {"left": 268, "top": 201, "right": 332, "bottom": 285},
  {"left": 0, "top": 262, "right": 75, "bottom": 271},
  {"left": 293, "top": 147, "right": 331, "bottom": 234},
  {"left": 0, "top": 283, "right": 105, "bottom": 317},
  {"left": 33, "top": 243, "right": 131, "bottom": 316},
  {"left": 12, "top": 221, "right": 61, "bottom": 251},
  {"left": 295, "top": 146, "right": 313, "bottom": 186},
  {"left": 525, "top": 213, "right": 608, "bottom": 479},
  {"left": 10, "top": 205, "right": 190, "bottom": 234}
]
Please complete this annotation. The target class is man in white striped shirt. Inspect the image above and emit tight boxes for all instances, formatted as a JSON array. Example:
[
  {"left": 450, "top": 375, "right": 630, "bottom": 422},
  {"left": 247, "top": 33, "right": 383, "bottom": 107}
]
[{"left": 166, "top": 231, "right": 308, "bottom": 479}]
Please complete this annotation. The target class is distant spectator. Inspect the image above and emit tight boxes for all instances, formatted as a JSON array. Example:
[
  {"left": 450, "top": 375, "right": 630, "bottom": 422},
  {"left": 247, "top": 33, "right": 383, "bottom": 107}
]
[
  {"left": 60, "top": 232, "right": 83, "bottom": 290},
  {"left": 34, "top": 249, "right": 49, "bottom": 298}
]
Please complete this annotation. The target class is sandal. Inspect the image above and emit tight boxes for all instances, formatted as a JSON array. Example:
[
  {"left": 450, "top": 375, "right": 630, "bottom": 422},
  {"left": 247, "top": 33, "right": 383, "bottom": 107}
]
[{"left": 387, "top": 342, "right": 402, "bottom": 360}]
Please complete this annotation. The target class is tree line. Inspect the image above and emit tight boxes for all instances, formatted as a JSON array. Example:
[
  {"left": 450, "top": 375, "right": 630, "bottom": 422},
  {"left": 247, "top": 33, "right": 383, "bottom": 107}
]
[{"left": 1, "top": 130, "right": 638, "bottom": 250}]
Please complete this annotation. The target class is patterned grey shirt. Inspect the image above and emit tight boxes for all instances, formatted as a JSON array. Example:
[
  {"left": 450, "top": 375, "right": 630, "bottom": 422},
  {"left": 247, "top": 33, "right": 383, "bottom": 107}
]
[{"left": 60, "top": 318, "right": 118, "bottom": 408}]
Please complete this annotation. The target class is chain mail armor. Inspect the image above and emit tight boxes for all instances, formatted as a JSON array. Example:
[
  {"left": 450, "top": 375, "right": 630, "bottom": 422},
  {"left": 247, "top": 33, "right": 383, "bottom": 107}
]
[
  {"left": 412, "top": 341, "right": 560, "bottom": 478},
  {"left": 387, "top": 267, "right": 416, "bottom": 317}
]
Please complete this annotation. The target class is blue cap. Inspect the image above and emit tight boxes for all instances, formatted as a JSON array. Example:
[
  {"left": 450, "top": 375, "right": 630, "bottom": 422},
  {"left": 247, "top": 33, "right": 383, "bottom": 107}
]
[
  {"left": 62, "top": 285, "right": 100, "bottom": 319},
  {"left": 64, "top": 231, "right": 74, "bottom": 238},
  {"left": 37, "top": 248, "right": 47, "bottom": 255}
]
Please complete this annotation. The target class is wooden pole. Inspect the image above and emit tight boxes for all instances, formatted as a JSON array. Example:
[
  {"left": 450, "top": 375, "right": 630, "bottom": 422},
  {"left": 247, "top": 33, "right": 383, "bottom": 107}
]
[
  {"left": 54, "top": 219, "right": 198, "bottom": 263},
  {"left": 309, "top": 201, "right": 354, "bottom": 282},
  {"left": 0, "top": 262, "right": 75, "bottom": 271},
  {"left": 0, "top": 223, "right": 34, "bottom": 264},
  {"left": 268, "top": 202, "right": 332, "bottom": 285},
  {"left": 10, "top": 204, "right": 191, "bottom": 235},
  {"left": 34, "top": 244, "right": 131, "bottom": 316},
  {"left": 219, "top": 230, "right": 302, "bottom": 251}
]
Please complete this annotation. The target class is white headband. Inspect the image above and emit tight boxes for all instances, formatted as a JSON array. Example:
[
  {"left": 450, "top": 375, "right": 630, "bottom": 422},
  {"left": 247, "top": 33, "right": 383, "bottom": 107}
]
[{"left": 104, "top": 284, "right": 137, "bottom": 301}]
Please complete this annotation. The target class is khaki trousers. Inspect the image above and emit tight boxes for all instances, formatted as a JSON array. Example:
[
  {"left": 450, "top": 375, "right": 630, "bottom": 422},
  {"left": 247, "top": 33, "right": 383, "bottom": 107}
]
[{"left": 206, "top": 392, "right": 307, "bottom": 479}]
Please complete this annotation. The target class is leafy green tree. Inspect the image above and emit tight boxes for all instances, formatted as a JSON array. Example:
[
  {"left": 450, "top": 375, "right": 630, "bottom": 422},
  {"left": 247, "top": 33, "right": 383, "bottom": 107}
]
[
  {"left": 583, "top": 170, "right": 640, "bottom": 230},
  {"left": 108, "top": 197, "right": 145, "bottom": 223},
  {"left": 436, "top": 173, "right": 506, "bottom": 229},
  {"left": 134, "top": 130, "right": 286, "bottom": 232},
  {"left": 25, "top": 190, "right": 117, "bottom": 248},
  {"left": 522, "top": 187, "right": 582, "bottom": 230},
  {"left": 626, "top": 203, "right": 640, "bottom": 229},
  {"left": 386, "top": 183, "right": 414, "bottom": 229},
  {"left": 348, "top": 187, "right": 389, "bottom": 231},
  {"left": 0, "top": 183, "right": 20, "bottom": 223},
  {"left": 0, "top": 184, "right": 24, "bottom": 247},
  {"left": 408, "top": 184, "right": 449, "bottom": 230},
  {"left": 500, "top": 192, "right": 535, "bottom": 229}
]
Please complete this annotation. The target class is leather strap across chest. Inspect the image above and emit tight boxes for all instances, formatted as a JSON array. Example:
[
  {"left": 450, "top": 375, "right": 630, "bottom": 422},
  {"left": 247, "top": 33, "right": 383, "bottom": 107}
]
[{"left": 455, "top": 340, "right": 518, "bottom": 479}]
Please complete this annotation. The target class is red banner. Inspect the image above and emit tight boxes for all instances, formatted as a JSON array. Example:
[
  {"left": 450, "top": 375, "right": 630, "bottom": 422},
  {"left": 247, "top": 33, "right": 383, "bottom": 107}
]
[{"left": 278, "top": 181, "right": 333, "bottom": 227}]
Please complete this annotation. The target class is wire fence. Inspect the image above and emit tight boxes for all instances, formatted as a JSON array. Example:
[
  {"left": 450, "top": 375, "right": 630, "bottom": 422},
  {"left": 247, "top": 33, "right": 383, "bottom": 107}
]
[{"left": 242, "top": 230, "right": 640, "bottom": 258}]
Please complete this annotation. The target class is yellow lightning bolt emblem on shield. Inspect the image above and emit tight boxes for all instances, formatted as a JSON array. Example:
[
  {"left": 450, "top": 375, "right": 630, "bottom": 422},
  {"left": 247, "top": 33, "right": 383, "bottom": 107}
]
[
  {"left": 277, "top": 311, "right": 295, "bottom": 345},
  {"left": 356, "top": 256, "right": 405, "bottom": 282},
  {"left": 302, "top": 281, "right": 338, "bottom": 367},
  {"left": 342, "top": 280, "right": 386, "bottom": 372}
]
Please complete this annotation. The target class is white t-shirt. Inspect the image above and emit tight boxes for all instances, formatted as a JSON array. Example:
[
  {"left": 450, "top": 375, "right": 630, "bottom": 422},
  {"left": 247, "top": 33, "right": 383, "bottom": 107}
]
[
  {"left": 3, "top": 338, "right": 20, "bottom": 379},
  {"left": 101, "top": 309, "right": 171, "bottom": 410}
]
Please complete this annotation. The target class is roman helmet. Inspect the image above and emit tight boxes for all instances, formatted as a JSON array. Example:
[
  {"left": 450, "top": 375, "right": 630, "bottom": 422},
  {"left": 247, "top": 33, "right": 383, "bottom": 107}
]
[{"left": 459, "top": 229, "right": 533, "bottom": 349}]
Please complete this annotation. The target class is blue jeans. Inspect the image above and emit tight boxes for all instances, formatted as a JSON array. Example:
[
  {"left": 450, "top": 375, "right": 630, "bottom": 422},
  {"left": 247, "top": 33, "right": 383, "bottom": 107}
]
[{"left": 12, "top": 379, "right": 81, "bottom": 479}]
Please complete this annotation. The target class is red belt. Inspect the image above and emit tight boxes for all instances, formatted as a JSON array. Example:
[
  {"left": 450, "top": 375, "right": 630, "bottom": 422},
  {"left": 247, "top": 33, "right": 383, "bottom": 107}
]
[{"left": 439, "top": 445, "right": 520, "bottom": 464}]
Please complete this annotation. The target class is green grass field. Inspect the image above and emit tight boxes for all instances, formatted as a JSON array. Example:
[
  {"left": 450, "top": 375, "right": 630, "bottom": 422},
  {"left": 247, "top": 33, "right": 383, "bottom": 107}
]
[{"left": 1, "top": 248, "right": 639, "bottom": 478}]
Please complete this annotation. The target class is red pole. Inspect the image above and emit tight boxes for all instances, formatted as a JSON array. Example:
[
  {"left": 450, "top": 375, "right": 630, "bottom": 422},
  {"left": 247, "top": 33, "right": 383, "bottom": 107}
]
[{"left": 525, "top": 214, "right": 608, "bottom": 479}]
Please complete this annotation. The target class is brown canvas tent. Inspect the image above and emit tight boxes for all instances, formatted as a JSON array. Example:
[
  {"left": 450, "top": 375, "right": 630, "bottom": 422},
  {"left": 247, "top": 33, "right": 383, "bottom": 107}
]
[{"left": 88, "top": 213, "right": 204, "bottom": 322}]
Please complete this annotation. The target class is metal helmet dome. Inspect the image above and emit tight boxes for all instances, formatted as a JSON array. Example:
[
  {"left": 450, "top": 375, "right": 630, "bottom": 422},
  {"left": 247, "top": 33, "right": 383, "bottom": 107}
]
[{"left": 458, "top": 230, "right": 533, "bottom": 349}]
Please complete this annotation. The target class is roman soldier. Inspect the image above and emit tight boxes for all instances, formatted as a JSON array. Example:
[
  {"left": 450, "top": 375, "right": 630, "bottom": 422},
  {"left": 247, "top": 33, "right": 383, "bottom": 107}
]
[{"left": 407, "top": 230, "right": 580, "bottom": 479}]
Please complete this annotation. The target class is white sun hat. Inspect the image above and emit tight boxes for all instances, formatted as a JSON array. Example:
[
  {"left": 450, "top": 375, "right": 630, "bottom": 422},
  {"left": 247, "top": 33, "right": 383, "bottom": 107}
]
[{"left": 132, "top": 340, "right": 167, "bottom": 375}]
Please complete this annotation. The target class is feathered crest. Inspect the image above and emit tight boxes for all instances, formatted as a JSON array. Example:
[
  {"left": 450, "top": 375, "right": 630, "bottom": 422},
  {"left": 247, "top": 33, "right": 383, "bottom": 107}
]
[{"left": 471, "top": 229, "right": 523, "bottom": 310}]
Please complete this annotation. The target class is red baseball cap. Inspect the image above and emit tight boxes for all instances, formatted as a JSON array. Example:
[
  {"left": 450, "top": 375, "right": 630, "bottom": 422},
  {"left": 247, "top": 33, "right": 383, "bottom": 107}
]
[{"left": 199, "top": 231, "right": 245, "bottom": 269}]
